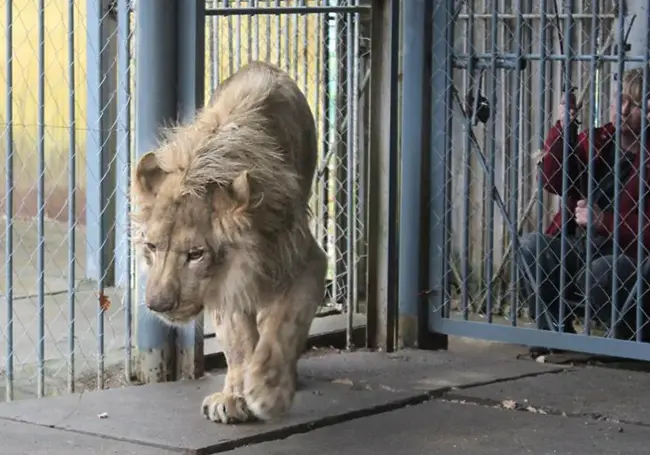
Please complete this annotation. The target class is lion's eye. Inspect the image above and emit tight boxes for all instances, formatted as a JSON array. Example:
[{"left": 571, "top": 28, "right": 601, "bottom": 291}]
[
  {"left": 145, "top": 242, "right": 156, "bottom": 252},
  {"left": 187, "top": 249, "right": 204, "bottom": 262}
]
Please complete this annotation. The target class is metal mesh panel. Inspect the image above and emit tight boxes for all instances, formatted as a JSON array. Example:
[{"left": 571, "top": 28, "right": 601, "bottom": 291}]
[
  {"left": 0, "top": 0, "right": 370, "bottom": 401},
  {"left": 0, "top": 0, "right": 136, "bottom": 400},
  {"left": 428, "top": 0, "right": 650, "bottom": 360}
]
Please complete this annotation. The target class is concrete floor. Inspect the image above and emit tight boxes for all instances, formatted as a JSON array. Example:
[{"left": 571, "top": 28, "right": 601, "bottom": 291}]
[
  {"left": 1, "top": 340, "right": 649, "bottom": 454},
  {"left": 0, "top": 218, "right": 132, "bottom": 399}
]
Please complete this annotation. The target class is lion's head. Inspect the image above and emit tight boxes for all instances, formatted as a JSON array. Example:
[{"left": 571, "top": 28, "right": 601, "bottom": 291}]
[{"left": 132, "top": 150, "right": 259, "bottom": 325}]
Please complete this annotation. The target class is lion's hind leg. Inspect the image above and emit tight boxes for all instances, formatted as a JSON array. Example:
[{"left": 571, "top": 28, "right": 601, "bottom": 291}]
[{"left": 202, "top": 309, "right": 260, "bottom": 424}]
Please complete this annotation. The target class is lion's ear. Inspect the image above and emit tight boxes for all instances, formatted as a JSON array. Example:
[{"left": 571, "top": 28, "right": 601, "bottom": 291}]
[
  {"left": 134, "top": 152, "right": 167, "bottom": 202},
  {"left": 230, "top": 170, "right": 250, "bottom": 212}
]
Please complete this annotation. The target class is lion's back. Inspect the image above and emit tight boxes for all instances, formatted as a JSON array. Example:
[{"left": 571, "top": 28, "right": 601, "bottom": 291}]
[{"left": 209, "top": 61, "right": 318, "bottom": 201}]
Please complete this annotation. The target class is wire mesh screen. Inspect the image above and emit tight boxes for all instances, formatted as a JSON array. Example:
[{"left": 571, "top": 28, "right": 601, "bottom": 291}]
[
  {"left": 0, "top": 0, "right": 371, "bottom": 402},
  {"left": 429, "top": 0, "right": 650, "bottom": 360},
  {"left": 0, "top": 0, "right": 136, "bottom": 401}
]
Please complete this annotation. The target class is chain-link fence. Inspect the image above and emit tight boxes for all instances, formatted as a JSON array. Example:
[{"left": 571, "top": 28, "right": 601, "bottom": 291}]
[
  {"left": 0, "top": 0, "right": 371, "bottom": 401},
  {"left": 0, "top": 0, "right": 136, "bottom": 401},
  {"left": 427, "top": 0, "right": 650, "bottom": 360}
]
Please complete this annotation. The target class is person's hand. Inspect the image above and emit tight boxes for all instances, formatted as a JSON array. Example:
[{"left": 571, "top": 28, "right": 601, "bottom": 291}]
[
  {"left": 558, "top": 92, "right": 578, "bottom": 127},
  {"left": 575, "top": 199, "right": 603, "bottom": 228}
]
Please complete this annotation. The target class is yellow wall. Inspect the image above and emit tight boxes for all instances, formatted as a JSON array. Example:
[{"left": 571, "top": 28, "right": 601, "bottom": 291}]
[
  {"left": 0, "top": 1, "right": 89, "bottom": 200},
  {"left": 0, "top": 0, "right": 325, "bottom": 221},
  {"left": 206, "top": 3, "right": 325, "bottom": 125}
]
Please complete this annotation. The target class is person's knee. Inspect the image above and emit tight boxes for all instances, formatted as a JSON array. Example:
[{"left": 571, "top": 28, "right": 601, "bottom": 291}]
[
  {"left": 585, "top": 257, "right": 638, "bottom": 317},
  {"left": 588, "top": 257, "right": 612, "bottom": 283},
  {"left": 586, "top": 258, "right": 616, "bottom": 302},
  {"left": 589, "top": 256, "right": 636, "bottom": 287}
]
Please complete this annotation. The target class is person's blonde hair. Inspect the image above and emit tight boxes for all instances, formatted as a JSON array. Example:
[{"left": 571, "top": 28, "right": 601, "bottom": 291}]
[{"left": 621, "top": 66, "right": 650, "bottom": 107}]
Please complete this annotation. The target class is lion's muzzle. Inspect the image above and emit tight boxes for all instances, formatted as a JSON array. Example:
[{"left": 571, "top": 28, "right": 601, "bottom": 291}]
[{"left": 145, "top": 292, "right": 176, "bottom": 313}]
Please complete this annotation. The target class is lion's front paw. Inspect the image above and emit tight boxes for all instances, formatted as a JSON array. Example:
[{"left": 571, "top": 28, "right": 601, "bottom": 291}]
[{"left": 201, "top": 392, "right": 258, "bottom": 424}]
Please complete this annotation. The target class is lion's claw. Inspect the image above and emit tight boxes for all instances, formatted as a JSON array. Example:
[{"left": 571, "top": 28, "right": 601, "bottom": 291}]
[{"left": 201, "top": 392, "right": 258, "bottom": 424}]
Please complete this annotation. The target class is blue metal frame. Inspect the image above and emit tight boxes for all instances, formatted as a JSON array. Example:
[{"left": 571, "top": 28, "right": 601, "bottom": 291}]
[
  {"left": 86, "top": 0, "right": 117, "bottom": 287},
  {"left": 115, "top": 0, "right": 133, "bottom": 290},
  {"left": 425, "top": 0, "right": 650, "bottom": 361},
  {"left": 399, "top": 0, "right": 446, "bottom": 349},
  {"left": 133, "top": 0, "right": 179, "bottom": 383},
  {"left": 398, "top": 0, "right": 426, "bottom": 345},
  {"left": 133, "top": 0, "right": 205, "bottom": 382},
  {"left": 175, "top": 0, "right": 206, "bottom": 380},
  {"left": 428, "top": 0, "right": 454, "bottom": 329},
  {"left": 431, "top": 318, "right": 650, "bottom": 360}
]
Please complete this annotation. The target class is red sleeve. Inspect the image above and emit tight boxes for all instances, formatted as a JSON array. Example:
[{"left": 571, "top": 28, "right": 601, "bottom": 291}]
[{"left": 540, "top": 120, "right": 588, "bottom": 197}]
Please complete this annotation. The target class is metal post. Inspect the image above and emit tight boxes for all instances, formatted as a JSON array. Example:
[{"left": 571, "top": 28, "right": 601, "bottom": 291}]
[
  {"left": 86, "top": 0, "right": 117, "bottom": 287},
  {"left": 427, "top": 0, "right": 453, "bottom": 338},
  {"left": 334, "top": 8, "right": 349, "bottom": 312},
  {"left": 616, "top": 0, "right": 647, "bottom": 72},
  {"left": 115, "top": 0, "right": 133, "bottom": 289},
  {"left": 134, "top": 0, "right": 178, "bottom": 383},
  {"left": 37, "top": 0, "right": 46, "bottom": 397},
  {"left": 175, "top": 0, "right": 206, "bottom": 380},
  {"left": 116, "top": 0, "right": 134, "bottom": 383},
  {"left": 67, "top": 0, "right": 78, "bottom": 393},
  {"left": 607, "top": 0, "right": 649, "bottom": 338},
  {"left": 366, "top": 0, "right": 399, "bottom": 351},
  {"left": 5, "top": 0, "right": 14, "bottom": 402},
  {"left": 398, "top": 0, "right": 442, "bottom": 349},
  {"left": 610, "top": 0, "right": 624, "bottom": 333},
  {"left": 356, "top": 11, "right": 371, "bottom": 308},
  {"left": 319, "top": 13, "right": 331, "bottom": 284},
  {"left": 345, "top": 3, "right": 356, "bottom": 346}
]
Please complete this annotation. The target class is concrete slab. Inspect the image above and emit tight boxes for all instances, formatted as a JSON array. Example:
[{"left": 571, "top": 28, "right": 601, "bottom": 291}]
[
  {"left": 229, "top": 399, "right": 650, "bottom": 455},
  {"left": 0, "top": 218, "right": 131, "bottom": 400},
  {"left": 0, "top": 419, "right": 177, "bottom": 455},
  {"left": 0, "top": 349, "right": 564, "bottom": 453},
  {"left": 0, "top": 373, "right": 424, "bottom": 453},
  {"left": 456, "top": 366, "right": 650, "bottom": 425},
  {"left": 0, "top": 285, "right": 129, "bottom": 401},
  {"left": 296, "top": 348, "right": 566, "bottom": 393}
]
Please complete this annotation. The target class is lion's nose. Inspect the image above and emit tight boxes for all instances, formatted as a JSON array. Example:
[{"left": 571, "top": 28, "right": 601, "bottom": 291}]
[{"left": 146, "top": 295, "right": 175, "bottom": 313}]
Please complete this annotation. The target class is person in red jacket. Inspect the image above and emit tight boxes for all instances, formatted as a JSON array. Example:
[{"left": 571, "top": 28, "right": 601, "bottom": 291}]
[{"left": 519, "top": 66, "right": 650, "bottom": 354}]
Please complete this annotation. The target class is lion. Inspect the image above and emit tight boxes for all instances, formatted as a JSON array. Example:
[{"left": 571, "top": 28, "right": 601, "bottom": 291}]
[{"left": 131, "top": 61, "right": 328, "bottom": 424}]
